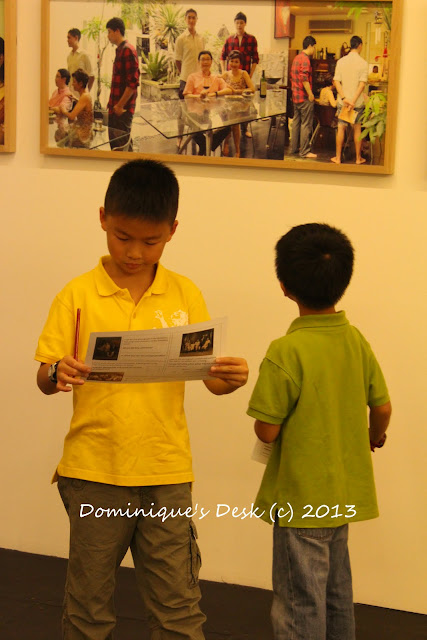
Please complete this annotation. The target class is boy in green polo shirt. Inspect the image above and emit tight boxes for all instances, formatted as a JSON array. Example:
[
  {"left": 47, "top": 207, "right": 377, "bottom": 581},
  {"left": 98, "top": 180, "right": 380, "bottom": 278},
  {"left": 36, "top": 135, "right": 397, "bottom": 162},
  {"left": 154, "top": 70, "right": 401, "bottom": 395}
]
[
  {"left": 247, "top": 223, "right": 391, "bottom": 640},
  {"left": 35, "top": 159, "right": 248, "bottom": 640}
]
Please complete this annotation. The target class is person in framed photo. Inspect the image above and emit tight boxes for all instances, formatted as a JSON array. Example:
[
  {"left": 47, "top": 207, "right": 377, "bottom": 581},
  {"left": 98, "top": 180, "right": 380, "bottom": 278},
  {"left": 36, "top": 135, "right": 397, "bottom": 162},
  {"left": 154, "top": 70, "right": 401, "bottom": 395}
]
[
  {"left": 106, "top": 17, "right": 140, "bottom": 152},
  {"left": 58, "top": 68, "right": 93, "bottom": 148},
  {"left": 184, "top": 50, "right": 232, "bottom": 156},
  {"left": 220, "top": 12, "right": 259, "bottom": 138},
  {"left": 331, "top": 35, "right": 369, "bottom": 165},
  {"left": 290, "top": 35, "right": 317, "bottom": 159},
  {"left": 221, "top": 50, "right": 255, "bottom": 157},
  {"left": 175, "top": 8, "right": 205, "bottom": 100},
  {"left": 67, "top": 27, "right": 94, "bottom": 96},
  {"left": 49, "top": 68, "right": 73, "bottom": 112}
]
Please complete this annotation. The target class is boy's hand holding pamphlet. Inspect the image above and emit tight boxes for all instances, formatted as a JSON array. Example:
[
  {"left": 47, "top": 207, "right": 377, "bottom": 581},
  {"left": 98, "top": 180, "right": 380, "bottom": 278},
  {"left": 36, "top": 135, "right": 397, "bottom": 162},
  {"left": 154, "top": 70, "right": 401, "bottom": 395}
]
[{"left": 84, "top": 318, "right": 227, "bottom": 383}]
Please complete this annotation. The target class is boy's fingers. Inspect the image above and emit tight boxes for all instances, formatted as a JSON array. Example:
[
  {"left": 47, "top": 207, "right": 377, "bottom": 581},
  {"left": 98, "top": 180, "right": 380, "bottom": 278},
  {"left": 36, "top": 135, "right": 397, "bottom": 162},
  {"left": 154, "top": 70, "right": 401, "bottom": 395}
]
[{"left": 55, "top": 381, "right": 72, "bottom": 392}]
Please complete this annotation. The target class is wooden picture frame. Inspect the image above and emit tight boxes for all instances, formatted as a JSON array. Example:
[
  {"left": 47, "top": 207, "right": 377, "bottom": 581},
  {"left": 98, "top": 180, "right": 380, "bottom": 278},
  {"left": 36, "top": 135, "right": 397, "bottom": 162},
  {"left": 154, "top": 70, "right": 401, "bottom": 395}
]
[
  {"left": 0, "top": 0, "right": 17, "bottom": 153},
  {"left": 41, "top": 0, "right": 402, "bottom": 174}
]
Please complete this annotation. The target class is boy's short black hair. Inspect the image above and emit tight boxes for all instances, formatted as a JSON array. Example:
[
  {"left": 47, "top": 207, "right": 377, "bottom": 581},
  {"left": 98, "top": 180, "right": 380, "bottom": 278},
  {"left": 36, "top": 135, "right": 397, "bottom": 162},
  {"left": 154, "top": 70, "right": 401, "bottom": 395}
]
[
  {"left": 106, "top": 17, "right": 125, "bottom": 36},
  {"left": 350, "top": 35, "right": 363, "bottom": 50},
  {"left": 185, "top": 8, "right": 197, "bottom": 18},
  {"left": 303, "top": 35, "right": 317, "bottom": 49},
  {"left": 104, "top": 160, "right": 179, "bottom": 225},
  {"left": 68, "top": 28, "right": 81, "bottom": 40},
  {"left": 275, "top": 223, "right": 354, "bottom": 309},
  {"left": 235, "top": 12, "right": 247, "bottom": 23}
]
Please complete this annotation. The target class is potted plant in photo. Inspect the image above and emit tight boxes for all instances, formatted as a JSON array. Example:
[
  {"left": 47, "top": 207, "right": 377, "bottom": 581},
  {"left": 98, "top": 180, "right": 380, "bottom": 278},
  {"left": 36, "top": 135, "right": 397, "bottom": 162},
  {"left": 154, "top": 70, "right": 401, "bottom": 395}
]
[
  {"left": 359, "top": 91, "right": 387, "bottom": 164},
  {"left": 151, "top": 3, "right": 186, "bottom": 83},
  {"left": 82, "top": 15, "right": 111, "bottom": 122},
  {"left": 141, "top": 50, "right": 168, "bottom": 82},
  {"left": 141, "top": 50, "right": 177, "bottom": 101}
]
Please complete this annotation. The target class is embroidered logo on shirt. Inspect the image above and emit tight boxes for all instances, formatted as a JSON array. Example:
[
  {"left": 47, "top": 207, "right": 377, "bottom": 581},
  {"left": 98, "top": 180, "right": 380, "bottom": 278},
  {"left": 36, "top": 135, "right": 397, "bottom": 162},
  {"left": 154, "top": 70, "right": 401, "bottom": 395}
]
[{"left": 154, "top": 310, "right": 188, "bottom": 328}]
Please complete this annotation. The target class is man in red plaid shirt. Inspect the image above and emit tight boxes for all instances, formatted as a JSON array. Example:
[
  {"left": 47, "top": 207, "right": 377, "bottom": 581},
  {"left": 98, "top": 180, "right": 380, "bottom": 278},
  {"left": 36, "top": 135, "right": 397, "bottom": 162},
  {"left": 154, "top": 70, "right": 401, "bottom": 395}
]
[
  {"left": 290, "top": 35, "right": 317, "bottom": 159},
  {"left": 220, "top": 12, "right": 259, "bottom": 138},
  {"left": 107, "top": 17, "right": 140, "bottom": 151}
]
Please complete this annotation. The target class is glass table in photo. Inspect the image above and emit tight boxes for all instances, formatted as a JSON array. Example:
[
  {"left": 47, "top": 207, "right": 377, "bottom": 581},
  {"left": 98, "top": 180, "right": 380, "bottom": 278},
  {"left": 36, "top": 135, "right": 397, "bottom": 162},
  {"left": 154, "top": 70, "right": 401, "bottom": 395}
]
[
  {"left": 138, "top": 90, "right": 288, "bottom": 156},
  {"left": 48, "top": 118, "right": 131, "bottom": 151}
]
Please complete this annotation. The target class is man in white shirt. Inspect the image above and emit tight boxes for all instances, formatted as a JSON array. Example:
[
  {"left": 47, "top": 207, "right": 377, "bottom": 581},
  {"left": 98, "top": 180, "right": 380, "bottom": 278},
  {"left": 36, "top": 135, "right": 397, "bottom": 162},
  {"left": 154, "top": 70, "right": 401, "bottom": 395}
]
[
  {"left": 332, "top": 35, "right": 368, "bottom": 164},
  {"left": 67, "top": 28, "right": 95, "bottom": 97},
  {"left": 175, "top": 9, "right": 205, "bottom": 99}
]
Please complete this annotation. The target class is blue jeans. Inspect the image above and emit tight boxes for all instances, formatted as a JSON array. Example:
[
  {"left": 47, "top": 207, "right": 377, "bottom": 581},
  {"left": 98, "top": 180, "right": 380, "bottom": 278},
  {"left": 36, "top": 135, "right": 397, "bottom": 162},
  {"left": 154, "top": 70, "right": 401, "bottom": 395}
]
[
  {"left": 272, "top": 523, "right": 355, "bottom": 640},
  {"left": 291, "top": 99, "right": 314, "bottom": 157}
]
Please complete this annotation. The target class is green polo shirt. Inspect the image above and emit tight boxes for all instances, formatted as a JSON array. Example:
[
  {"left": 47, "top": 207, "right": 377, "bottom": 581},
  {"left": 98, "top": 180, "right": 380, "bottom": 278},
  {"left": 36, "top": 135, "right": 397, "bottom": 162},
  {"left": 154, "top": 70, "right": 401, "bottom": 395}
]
[{"left": 247, "top": 312, "right": 389, "bottom": 527}]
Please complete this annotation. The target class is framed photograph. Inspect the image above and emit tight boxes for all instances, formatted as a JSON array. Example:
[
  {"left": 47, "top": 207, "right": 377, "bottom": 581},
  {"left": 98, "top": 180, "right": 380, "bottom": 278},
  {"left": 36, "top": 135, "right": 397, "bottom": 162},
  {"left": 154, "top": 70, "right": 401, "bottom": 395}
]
[
  {"left": 41, "top": 0, "right": 402, "bottom": 174},
  {"left": 0, "top": 0, "right": 17, "bottom": 152},
  {"left": 275, "top": 1, "right": 295, "bottom": 39}
]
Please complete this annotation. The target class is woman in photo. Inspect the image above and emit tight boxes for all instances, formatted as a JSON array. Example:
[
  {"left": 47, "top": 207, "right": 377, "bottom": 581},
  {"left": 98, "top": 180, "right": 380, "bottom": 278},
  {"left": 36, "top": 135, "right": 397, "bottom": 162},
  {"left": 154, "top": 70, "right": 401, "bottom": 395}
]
[
  {"left": 318, "top": 74, "right": 337, "bottom": 108},
  {"left": 59, "top": 68, "right": 93, "bottom": 148},
  {"left": 221, "top": 50, "right": 255, "bottom": 157}
]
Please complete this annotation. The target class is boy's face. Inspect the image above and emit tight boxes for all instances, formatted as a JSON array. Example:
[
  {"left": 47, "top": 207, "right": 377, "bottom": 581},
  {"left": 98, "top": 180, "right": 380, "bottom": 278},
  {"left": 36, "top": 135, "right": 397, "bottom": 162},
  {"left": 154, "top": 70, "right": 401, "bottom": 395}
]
[
  {"left": 100, "top": 209, "right": 178, "bottom": 277},
  {"left": 235, "top": 19, "right": 246, "bottom": 35},
  {"left": 107, "top": 28, "right": 121, "bottom": 46},
  {"left": 67, "top": 33, "right": 79, "bottom": 49}
]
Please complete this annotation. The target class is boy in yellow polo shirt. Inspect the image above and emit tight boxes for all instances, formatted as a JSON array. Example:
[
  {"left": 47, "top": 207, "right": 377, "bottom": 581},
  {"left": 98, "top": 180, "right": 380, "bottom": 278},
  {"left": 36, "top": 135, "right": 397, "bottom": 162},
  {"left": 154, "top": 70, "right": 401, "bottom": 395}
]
[{"left": 35, "top": 159, "right": 248, "bottom": 640}]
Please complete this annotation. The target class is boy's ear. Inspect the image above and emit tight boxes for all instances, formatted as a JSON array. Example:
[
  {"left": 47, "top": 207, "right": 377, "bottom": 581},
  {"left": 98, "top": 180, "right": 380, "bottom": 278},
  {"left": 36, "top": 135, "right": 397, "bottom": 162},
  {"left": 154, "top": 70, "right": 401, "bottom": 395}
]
[
  {"left": 280, "top": 282, "right": 295, "bottom": 301},
  {"left": 100, "top": 207, "right": 107, "bottom": 230},
  {"left": 167, "top": 220, "right": 179, "bottom": 241}
]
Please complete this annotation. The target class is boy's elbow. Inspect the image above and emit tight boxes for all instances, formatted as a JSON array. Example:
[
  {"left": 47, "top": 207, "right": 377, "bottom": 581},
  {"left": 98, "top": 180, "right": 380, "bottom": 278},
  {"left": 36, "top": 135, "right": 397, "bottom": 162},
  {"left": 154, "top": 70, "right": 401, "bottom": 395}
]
[
  {"left": 373, "top": 401, "right": 392, "bottom": 417},
  {"left": 370, "top": 401, "right": 392, "bottom": 423},
  {"left": 254, "top": 420, "right": 281, "bottom": 443}
]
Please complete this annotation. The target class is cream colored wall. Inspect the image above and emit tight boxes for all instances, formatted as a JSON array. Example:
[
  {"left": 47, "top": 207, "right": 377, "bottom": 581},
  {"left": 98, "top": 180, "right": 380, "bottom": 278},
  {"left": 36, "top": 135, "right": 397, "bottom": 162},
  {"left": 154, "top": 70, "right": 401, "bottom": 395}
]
[{"left": 1, "top": 0, "right": 426, "bottom": 618}]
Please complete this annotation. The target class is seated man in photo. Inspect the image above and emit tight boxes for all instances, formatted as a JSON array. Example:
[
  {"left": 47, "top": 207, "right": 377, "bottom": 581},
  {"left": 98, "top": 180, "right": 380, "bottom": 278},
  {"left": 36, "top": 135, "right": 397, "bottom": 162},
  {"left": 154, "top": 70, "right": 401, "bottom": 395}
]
[
  {"left": 183, "top": 50, "right": 232, "bottom": 155},
  {"left": 49, "top": 68, "right": 73, "bottom": 112}
]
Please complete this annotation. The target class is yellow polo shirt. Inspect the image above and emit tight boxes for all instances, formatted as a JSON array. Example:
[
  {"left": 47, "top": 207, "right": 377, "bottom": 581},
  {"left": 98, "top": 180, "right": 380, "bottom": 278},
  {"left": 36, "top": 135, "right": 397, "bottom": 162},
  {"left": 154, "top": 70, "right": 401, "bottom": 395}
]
[{"left": 35, "top": 257, "right": 210, "bottom": 486}]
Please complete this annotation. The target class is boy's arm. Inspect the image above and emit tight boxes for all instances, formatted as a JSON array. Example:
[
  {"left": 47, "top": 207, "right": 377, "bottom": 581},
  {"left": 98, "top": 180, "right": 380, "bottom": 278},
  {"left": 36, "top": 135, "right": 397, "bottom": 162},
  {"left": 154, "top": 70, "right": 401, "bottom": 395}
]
[
  {"left": 254, "top": 419, "right": 281, "bottom": 443},
  {"left": 37, "top": 356, "right": 91, "bottom": 395},
  {"left": 203, "top": 357, "right": 248, "bottom": 395},
  {"left": 369, "top": 401, "right": 392, "bottom": 446}
]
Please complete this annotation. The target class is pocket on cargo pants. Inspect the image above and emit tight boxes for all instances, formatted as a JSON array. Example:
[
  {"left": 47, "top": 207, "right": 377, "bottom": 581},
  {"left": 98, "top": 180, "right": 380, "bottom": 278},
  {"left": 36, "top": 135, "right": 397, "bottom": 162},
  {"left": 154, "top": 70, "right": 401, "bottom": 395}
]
[{"left": 188, "top": 520, "right": 202, "bottom": 587}]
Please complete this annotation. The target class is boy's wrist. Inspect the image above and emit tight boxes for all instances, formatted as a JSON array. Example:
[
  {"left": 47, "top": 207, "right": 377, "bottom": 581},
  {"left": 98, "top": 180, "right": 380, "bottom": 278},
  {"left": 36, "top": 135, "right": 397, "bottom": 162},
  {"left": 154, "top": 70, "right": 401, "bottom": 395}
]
[
  {"left": 370, "top": 433, "right": 387, "bottom": 451},
  {"left": 48, "top": 360, "right": 60, "bottom": 384}
]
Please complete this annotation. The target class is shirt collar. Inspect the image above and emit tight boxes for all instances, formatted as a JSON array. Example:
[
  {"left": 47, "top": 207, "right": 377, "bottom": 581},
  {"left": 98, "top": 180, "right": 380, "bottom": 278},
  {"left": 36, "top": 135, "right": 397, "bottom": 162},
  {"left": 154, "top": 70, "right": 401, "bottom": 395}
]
[
  {"left": 287, "top": 311, "right": 348, "bottom": 334},
  {"left": 94, "top": 257, "right": 169, "bottom": 297}
]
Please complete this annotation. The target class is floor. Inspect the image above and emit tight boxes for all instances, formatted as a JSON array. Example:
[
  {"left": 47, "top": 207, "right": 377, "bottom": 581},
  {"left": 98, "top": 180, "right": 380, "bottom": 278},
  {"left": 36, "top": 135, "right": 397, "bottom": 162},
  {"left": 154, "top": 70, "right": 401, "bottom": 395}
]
[
  {"left": 131, "top": 114, "right": 350, "bottom": 164},
  {"left": 131, "top": 110, "right": 373, "bottom": 166},
  {"left": 1, "top": 548, "right": 426, "bottom": 640}
]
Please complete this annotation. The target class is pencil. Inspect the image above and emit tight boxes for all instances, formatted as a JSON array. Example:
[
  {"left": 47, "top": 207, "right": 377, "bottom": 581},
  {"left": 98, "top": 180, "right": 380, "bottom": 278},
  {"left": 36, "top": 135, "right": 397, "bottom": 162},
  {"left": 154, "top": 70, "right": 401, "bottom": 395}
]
[{"left": 74, "top": 308, "right": 81, "bottom": 360}]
